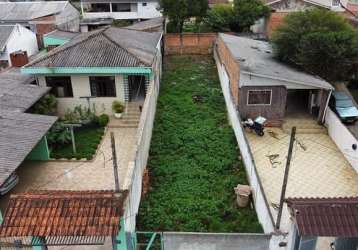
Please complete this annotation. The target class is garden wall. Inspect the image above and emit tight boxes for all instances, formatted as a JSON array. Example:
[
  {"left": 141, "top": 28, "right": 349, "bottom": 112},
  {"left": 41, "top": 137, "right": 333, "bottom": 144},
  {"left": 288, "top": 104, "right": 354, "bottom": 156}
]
[
  {"left": 214, "top": 49, "right": 275, "bottom": 233},
  {"left": 162, "top": 232, "right": 270, "bottom": 250},
  {"left": 164, "top": 33, "right": 217, "bottom": 55}
]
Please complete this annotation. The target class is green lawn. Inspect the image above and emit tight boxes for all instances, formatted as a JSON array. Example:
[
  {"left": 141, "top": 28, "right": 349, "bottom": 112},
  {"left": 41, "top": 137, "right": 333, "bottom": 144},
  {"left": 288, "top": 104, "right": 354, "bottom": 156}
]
[
  {"left": 50, "top": 126, "right": 105, "bottom": 160},
  {"left": 137, "top": 56, "right": 262, "bottom": 233}
]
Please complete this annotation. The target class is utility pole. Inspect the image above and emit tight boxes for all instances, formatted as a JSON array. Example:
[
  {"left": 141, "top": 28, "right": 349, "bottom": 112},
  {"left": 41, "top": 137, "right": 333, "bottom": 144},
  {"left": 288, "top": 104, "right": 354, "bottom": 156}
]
[
  {"left": 275, "top": 127, "right": 296, "bottom": 230},
  {"left": 110, "top": 132, "right": 120, "bottom": 192}
]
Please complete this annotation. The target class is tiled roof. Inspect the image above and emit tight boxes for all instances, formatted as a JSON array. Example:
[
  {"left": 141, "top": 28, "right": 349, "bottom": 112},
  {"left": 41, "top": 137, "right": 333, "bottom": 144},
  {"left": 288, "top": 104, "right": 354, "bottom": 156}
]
[
  {"left": 125, "top": 17, "right": 164, "bottom": 31},
  {"left": 44, "top": 30, "right": 80, "bottom": 40},
  {"left": 0, "top": 1, "right": 68, "bottom": 21},
  {"left": 0, "top": 190, "right": 128, "bottom": 237},
  {"left": 0, "top": 111, "right": 57, "bottom": 186},
  {"left": 347, "top": 2, "right": 358, "bottom": 12},
  {"left": 26, "top": 27, "right": 161, "bottom": 68},
  {"left": 0, "top": 25, "right": 14, "bottom": 51},
  {"left": 286, "top": 197, "right": 358, "bottom": 237}
]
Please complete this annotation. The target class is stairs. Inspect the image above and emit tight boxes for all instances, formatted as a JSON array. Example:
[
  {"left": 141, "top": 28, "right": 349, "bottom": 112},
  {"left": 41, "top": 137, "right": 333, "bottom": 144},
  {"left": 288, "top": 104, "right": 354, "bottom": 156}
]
[
  {"left": 108, "top": 102, "right": 142, "bottom": 128},
  {"left": 282, "top": 118, "right": 327, "bottom": 134}
]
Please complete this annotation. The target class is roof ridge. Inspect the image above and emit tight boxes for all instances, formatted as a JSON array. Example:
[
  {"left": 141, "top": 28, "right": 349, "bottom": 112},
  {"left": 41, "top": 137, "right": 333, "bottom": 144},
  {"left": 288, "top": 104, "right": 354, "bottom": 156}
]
[
  {"left": 25, "top": 28, "right": 107, "bottom": 67},
  {"left": 102, "top": 28, "right": 150, "bottom": 66}
]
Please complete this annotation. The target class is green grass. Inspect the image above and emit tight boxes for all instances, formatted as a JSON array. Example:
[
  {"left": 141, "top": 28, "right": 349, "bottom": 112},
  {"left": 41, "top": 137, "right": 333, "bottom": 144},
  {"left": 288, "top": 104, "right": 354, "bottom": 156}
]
[
  {"left": 137, "top": 56, "right": 262, "bottom": 233},
  {"left": 51, "top": 126, "right": 105, "bottom": 160}
]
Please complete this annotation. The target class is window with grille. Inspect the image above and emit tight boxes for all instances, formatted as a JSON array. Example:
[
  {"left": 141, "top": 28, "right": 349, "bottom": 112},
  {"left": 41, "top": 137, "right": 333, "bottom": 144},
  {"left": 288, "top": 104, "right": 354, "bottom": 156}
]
[
  {"left": 332, "top": 0, "right": 340, "bottom": 6},
  {"left": 90, "top": 76, "right": 116, "bottom": 97},
  {"left": 112, "top": 3, "right": 131, "bottom": 12},
  {"left": 45, "top": 76, "right": 73, "bottom": 97},
  {"left": 247, "top": 90, "right": 272, "bottom": 105}
]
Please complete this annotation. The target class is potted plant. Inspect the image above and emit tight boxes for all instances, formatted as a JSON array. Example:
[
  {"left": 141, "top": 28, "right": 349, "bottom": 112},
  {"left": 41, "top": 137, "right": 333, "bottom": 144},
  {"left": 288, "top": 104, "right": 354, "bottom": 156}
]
[{"left": 112, "top": 101, "right": 125, "bottom": 119}]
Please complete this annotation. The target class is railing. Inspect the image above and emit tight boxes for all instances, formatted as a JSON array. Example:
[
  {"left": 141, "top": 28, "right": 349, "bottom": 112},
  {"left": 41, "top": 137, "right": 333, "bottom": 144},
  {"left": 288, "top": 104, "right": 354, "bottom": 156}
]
[{"left": 136, "top": 232, "right": 163, "bottom": 250}]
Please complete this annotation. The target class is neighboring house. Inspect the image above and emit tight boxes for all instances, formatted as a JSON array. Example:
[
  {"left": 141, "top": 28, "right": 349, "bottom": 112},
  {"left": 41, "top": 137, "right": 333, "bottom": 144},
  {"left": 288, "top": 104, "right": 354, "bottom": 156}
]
[
  {"left": 0, "top": 70, "right": 56, "bottom": 193},
  {"left": 215, "top": 33, "right": 333, "bottom": 126},
  {"left": 261, "top": 0, "right": 354, "bottom": 36},
  {"left": 0, "top": 1, "right": 80, "bottom": 47},
  {"left": 22, "top": 27, "right": 163, "bottom": 116},
  {"left": 125, "top": 16, "right": 164, "bottom": 32},
  {"left": 43, "top": 29, "right": 79, "bottom": 51},
  {"left": 80, "top": 0, "right": 161, "bottom": 31},
  {"left": 0, "top": 24, "right": 38, "bottom": 69}
]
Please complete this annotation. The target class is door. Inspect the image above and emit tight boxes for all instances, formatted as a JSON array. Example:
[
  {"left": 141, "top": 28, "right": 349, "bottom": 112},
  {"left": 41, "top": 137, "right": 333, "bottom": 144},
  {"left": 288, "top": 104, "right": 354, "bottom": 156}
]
[{"left": 128, "top": 75, "right": 146, "bottom": 101}]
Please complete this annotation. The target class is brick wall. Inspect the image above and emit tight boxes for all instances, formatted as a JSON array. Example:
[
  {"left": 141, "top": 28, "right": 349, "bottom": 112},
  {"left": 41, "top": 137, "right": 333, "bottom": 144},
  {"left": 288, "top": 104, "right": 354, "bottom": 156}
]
[
  {"left": 215, "top": 35, "right": 240, "bottom": 106},
  {"left": 164, "top": 33, "right": 217, "bottom": 55},
  {"left": 32, "top": 15, "right": 56, "bottom": 48},
  {"left": 266, "top": 12, "right": 289, "bottom": 37}
]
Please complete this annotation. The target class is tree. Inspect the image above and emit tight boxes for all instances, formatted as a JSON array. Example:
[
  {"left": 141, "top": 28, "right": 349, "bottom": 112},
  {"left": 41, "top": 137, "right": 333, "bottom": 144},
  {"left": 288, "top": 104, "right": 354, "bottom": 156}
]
[
  {"left": 204, "top": 4, "right": 234, "bottom": 31},
  {"left": 231, "top": 0, "right": 270, "bottom": 32},
  {"left": 160, "top": 0, "right": 208, "bottom": 33},
  {"left": 271, "top": 9, "right": 358, "bottom": 81}
]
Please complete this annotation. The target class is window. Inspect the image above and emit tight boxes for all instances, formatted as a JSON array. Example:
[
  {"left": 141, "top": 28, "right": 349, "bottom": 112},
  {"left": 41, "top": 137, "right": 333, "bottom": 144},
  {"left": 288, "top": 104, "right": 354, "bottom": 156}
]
[
  {"left": 45, "top": 76, "right": 73, "bottom": 97},
  {"left": 112, "top": 3, "right": 131, "bottom": 12},
  {"left": 332, "top": 0, "right": 340, "bottom": 6},
  {"left": 90, "top": 76, "right": 116, "bottom": 97},
  {"left": 247, "top": 90, "right": 272, "bottom": 105},
  {"left": 88, "top": 3, "right": 110, "bottom": 12},
  {"left": 142, "top": 2, "right": 147, "bottom": 6}
]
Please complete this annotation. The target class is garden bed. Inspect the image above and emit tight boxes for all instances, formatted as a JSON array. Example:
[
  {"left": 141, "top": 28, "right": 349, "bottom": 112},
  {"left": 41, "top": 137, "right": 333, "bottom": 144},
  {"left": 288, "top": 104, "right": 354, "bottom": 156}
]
[
  {"left": 137, "top": 56, "right": 262, "bottom": 233},
  {"left": 50, "top": 126, "right": 105, "bottom": 160}
]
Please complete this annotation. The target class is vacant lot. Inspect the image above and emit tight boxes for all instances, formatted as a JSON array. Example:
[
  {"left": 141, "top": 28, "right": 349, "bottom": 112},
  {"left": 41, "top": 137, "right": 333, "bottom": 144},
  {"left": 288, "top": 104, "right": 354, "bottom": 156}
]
[{"left": 137, "top": 56, "right": 262, "bottom": 233}]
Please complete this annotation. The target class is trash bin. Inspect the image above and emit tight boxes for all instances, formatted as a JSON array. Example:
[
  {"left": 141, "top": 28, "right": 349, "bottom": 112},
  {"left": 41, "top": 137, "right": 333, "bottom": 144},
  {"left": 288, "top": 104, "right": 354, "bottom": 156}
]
[{"left": 234, "top": 184, "right": 251, "bottom": 208}]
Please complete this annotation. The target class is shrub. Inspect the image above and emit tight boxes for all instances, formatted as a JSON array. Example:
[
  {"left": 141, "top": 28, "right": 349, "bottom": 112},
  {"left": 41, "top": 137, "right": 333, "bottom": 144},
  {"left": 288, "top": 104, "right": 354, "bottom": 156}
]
[
  {"left": 271, "top": 9, "right": 358, "bottom": 81},
  {"left": 47, "top": 121, "right": 71, "bottom": 148},
  {"left": 63, "top": 105, "right": 97, "bottom": 125},
  {"left": 98, "top": 114, "right": 109, "bottom": 127},
  {"left": 112, "top": 101, "right": 125, "bottom": 113},
  {"left": 32, "top": 94, "right": 57, "bottom": 115}
]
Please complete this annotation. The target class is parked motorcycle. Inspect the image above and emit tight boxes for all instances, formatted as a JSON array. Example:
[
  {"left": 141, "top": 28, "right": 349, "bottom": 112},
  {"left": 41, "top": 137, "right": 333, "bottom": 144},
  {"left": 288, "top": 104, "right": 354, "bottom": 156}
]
[{"left": 242, "top": 116, "right": 266, "bottom": 136}]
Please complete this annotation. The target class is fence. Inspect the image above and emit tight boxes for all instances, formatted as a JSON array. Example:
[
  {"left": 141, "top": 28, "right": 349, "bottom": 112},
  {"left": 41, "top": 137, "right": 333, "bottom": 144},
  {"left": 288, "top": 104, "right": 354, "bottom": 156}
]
[
  {"left": 162, "top": 232, "right": 270, "bottom": 250},
  {"left": 213, "top": 49, "right": 275, "bottom": 234},
  {"left": 325, "top": 108, "right": 358, "bottom": 173},
  {"left": 164, "top": 33, "right": 217, "bottom": 55}
]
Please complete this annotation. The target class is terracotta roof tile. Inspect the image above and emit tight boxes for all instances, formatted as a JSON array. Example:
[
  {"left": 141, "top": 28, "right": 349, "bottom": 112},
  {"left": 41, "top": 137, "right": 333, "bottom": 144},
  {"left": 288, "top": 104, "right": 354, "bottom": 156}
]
[
  {"left": 286, "top": 197, "right": 358, "bottom": 237},
  {"left": 0, "top": 190, "right": 128, "bottom": 237}
]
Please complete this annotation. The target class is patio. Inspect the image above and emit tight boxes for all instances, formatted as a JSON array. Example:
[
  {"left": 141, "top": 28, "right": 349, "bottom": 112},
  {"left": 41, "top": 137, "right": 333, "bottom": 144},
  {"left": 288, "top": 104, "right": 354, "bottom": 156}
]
[{"left": 245, "top": 116, "right": 358, "bottom": 232}]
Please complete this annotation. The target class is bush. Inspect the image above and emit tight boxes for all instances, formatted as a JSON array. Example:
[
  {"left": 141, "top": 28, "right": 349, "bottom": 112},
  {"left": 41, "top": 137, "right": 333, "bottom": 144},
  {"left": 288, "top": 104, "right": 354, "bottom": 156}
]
[
  {"left": 271, "top": 9, "right": 358, "bottom": 81},
  {"left": 112, "top": 101, "right": 125, "bottom": 113},
  {"left": 63, "top": 105, "right": 96, "bottom": 124},
  {"left": 98, "top": 114, "right": 109, "bottom": 127},
  {"left": 204, "top": 4, "right": 234, "bottom": 31},
  {"left": 32, "top": 94, "right": 57, "bottom": 115},
  {"left": 47, "top": 121, "right": 71, "bottom": 148}
]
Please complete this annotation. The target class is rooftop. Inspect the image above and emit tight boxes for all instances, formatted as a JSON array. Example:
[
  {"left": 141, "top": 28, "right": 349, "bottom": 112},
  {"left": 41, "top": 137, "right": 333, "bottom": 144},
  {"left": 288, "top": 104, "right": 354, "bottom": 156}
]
[
  {"left": 0, "top": 1, "right": 69, "bottom": 21},
  {"left": 0, "top": 190, "right": 128, "bottom": 237},
  {"left": 25, "top": 27, "right": 161, "bottom": 68},
  {"left": 219, "top": 33, "right": 333, "bottom": 90},
  {"left": 44, "top": 29, "right": 80, "bottom": 41},
  {"left": 0, "top": 25, "right": 14, "bottom": 51},
  {"left": 125, "top": 17, "right": 164, "bottom": 31},
  {"left": 287, "top": 197, "right": 358, "bottom": 237},
  {"left": 245, "top": 117, "right": 358, "bottom": 232}
]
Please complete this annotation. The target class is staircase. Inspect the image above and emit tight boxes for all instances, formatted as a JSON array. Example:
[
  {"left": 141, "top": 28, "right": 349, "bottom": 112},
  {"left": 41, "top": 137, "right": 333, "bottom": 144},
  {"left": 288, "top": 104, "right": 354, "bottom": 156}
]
[
  {"left": 282, "top": 118, "right": 327, "bottom": 134},
  {"left": 108, "top": 102, "right": 142, "bottom": 128}
]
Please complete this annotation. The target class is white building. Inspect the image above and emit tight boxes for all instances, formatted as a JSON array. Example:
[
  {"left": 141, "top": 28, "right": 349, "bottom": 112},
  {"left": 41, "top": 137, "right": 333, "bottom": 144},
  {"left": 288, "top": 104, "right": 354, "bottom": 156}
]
[
  {"left": 0, "top": 24, "right": 38, "bottom": 68},
  {"left": 80, "top": 0, "right": 161, "bottom": 31}
]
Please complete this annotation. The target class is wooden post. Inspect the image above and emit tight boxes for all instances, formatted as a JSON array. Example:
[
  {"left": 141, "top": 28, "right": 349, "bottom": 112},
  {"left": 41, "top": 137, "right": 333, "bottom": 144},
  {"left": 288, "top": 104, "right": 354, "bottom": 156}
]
[
  {"left": 70, "top": 126, "right": 76, "bottom": 155},
  {"left": 276, "top": 127, "right": 296, "bottom": 230},
  {"left": 110, "top": 132, "right": 120, "bottom": 192}
]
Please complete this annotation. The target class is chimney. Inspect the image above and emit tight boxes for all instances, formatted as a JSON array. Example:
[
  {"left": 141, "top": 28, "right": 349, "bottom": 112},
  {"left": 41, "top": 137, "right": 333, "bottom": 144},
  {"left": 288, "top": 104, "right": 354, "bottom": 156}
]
[{"left": 10, "top": 50, "right": 29, "bottom": 67}]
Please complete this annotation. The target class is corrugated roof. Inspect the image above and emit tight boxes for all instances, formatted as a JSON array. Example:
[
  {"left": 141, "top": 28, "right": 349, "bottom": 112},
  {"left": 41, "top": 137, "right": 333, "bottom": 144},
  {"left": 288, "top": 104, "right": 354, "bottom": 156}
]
[
  {"left": 0, "top": 190, "right": 128, "bottom": 237},
  {"left": 44, "top": 29, "right": 80, "bottom": 40},
  {"left": 287, "top": 197, "right": 358, "bottom": 237},
  {"left": 0, "top": 111, "right": 57, "bottom": 186},
  {"left": 219, "top": 33, "right": 333, "bottom": 90},
  {"left": 0, "top": 25, "right": 14, "bottom": 51},
  {"left": 0, "top": 1, "right": 68, "bottom": 21},
  {"left": 26, "top": 27, "right": 161, "bottom": 68},
  {"left": 125, "top": 17, "right": 164, "bottom": 31},
  {"left": 0, "top": 72, "right": 50, "bottom": 112}
]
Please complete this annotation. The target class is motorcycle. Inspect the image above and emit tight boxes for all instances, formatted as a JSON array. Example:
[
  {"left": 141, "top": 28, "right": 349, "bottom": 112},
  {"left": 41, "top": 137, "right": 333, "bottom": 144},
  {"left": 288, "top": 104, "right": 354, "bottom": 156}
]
[{"left": 242, "top": 116, "right": 266, "bottom": 136}]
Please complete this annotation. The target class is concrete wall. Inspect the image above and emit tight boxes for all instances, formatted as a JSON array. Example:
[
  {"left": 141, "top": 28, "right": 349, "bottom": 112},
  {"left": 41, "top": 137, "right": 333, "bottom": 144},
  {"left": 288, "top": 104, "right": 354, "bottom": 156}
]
[
  {"left": 0, "top": 24, "right": 38, "bottom": 66},
  {"left": 82, "top": 1, "right": 161, "bottom": 20},
  {"left": 325, "top": 108, "right": 358, "bottom": 173},
  {"left": 37, "top": 74, "right": 125, "bottom": 116},
  {"left": 162, "top": 232, "right": 271, "bottom": 250},
  {"left": 164, "top": 33, "right": 217, "bottom": 55}
]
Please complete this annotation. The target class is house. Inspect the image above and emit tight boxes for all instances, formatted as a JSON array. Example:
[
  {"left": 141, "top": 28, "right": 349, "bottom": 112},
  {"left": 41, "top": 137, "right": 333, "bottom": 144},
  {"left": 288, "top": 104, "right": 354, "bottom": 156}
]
[
  {"left": 0, "top": 70, "right": 57, "bottom": 194},
  {"left": 215, "top": 33, "right": 333, "bottom": 126},
  {"left": 80, "top": 0, "right": 162, "bottom": 32},
  {"left": 22, "top": 27, "right": 163, "bottom": 116},
  {"left": 125, "top": 16, "right": 164, "bottom": 32},
  {"left": 264, "top": 0, "right": 354, "bottom": 36},
  {"left": 0, "top": 24, "right": 38, "bottom": 69},
  {"left": 43, "top": 29, "right": 79, "bottom": 51},
  {"left": 0, "top": 1, "right": 80, "bottom": 47}
]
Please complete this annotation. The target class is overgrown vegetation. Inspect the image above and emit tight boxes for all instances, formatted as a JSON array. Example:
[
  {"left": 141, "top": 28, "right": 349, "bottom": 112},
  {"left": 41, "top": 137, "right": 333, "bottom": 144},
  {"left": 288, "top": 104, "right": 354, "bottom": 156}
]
[
  {"left": 271, "top": 9, "right": 358, "bottom": 81},
  {"left": 137, "top": 56, "right": 262, "bottom": 233}
]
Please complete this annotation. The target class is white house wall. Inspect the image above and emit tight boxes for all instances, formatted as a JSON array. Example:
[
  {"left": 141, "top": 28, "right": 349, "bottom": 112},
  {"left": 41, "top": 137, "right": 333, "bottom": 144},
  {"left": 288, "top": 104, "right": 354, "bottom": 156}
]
[
  {"left": 37, "top": 74, "right": 125, "bottom": 116},
  {"left": 0, "top": 25, "right": 38, "bottom": 66}
]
